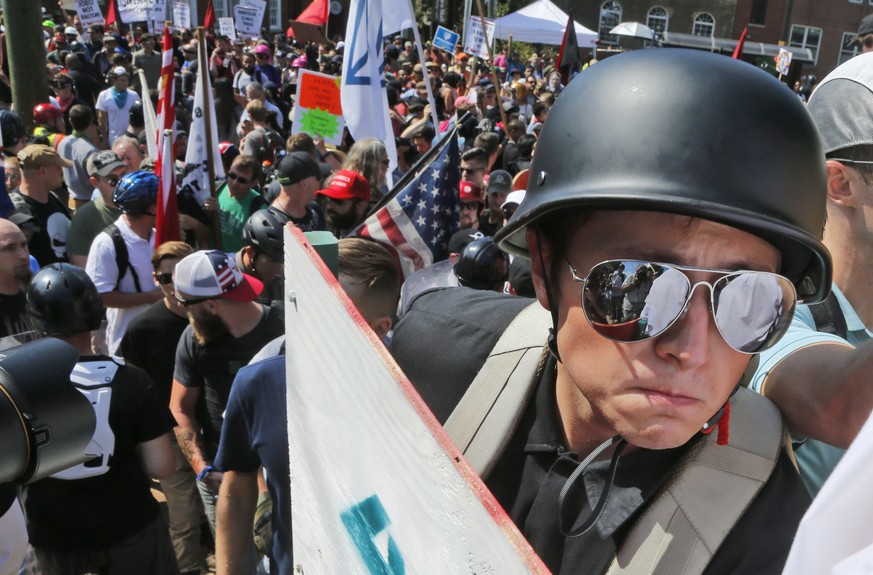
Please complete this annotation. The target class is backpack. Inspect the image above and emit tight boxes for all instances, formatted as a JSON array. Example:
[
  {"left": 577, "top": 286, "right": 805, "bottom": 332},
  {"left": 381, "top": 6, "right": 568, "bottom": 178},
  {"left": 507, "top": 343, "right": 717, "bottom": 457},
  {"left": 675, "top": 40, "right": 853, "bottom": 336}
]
[
  {"left": 445, "top": 302, "right": 785, "bottom": 575},
  {"left": 104, "top": 223, "right": 142, "bottom": 292},
  {"left": 52, "top": 358, "right": 120, "bottom": 480}
]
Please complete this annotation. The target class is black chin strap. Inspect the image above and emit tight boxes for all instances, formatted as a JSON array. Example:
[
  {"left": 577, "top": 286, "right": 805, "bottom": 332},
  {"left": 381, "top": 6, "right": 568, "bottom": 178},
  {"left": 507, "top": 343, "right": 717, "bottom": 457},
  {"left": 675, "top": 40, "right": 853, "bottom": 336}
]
[
  {"left": 536, "top": 230, "right": 562, "bottom": 363},
  {"left": 558, "top": 435, "right": 627, "bottom": 538}
]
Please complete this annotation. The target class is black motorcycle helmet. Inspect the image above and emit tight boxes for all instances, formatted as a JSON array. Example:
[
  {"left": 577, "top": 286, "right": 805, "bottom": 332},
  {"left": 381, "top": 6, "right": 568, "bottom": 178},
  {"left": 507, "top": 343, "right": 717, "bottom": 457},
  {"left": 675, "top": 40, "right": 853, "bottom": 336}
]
[
  {"left": 242, "top": 209, "right": 285, "bottom": 263},
  {"left": 453, "top": 236, "right": 508, "bottom": 291},
  {"left": 27, "top": 264, "right": 103, "bottom": 335},
  {"left": 495, "top": 48, "right": 832, "bottom": 304},
  {"left": 129, "top": 100, "right": 144, "bottom": 129}
]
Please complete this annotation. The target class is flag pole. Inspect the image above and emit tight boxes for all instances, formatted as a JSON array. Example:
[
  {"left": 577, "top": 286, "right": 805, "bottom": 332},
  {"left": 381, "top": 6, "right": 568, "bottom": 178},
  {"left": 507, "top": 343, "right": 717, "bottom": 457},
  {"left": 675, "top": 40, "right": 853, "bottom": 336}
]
[
  {"left": 473, "top": 0, "right": 508, "bottom": 128},
  {"left": 360, "top": 121, "right": 462, "bottom": 223},
  {"left": 410, "top": 25, "right": 442, "bottom": 133},
  {"left": 197, "top": 26, "right": 222, "bottom": 250}
]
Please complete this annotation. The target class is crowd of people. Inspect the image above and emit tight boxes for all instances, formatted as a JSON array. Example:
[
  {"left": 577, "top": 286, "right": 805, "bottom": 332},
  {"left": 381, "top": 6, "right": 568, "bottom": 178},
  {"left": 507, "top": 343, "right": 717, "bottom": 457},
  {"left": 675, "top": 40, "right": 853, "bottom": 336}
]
[{"left": 1, "top": 7, "right": 873, "bottom": 575}]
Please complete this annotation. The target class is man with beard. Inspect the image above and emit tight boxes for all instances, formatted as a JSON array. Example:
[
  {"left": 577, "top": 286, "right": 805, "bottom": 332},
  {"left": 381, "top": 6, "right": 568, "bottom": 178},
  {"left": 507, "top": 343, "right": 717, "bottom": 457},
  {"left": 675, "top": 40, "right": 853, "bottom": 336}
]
[
  {"left": 169, "top": 250, "right": 284, "bottom": 535},
  {"left": 232, "top": 52, "right": 265, "bottom": 99},
  {"left": 0, "top": 218, "right": 35, "bottom": 349},
  {"left": 315, "top": 169, "right": 371, "bottom": 237}
]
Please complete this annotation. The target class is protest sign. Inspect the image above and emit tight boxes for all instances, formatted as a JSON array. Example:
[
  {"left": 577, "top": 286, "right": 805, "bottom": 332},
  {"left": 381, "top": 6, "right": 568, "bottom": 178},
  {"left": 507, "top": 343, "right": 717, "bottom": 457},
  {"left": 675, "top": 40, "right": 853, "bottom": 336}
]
[
  {"left": 117, "top": 0, "right": 152, "bottom": 23},
  {"left": 218, "top": 17, "right": 236, "bottom": 40},
  {"left": 74, "top": 0, "right": 104, "bottom": 27},
  {"left": 464, "top": 16, "right": 495, "bottom": 60},
  {"left": 282, "top": 225, "right": 549, "bottom": 574},
  {"left": 173, "top": 1, "right": 190, "bottom": 29},
  {"left": 775, "top": 48, "right": 793, "bottom": 76},
  {"left": 292, "top": 69, "right": 344, "bottom": 146},
  {"left": 433, "top": 26, "right": 460, "bottom": 53},
  {"left": 233, "top": 4, "right": 261, "bottom": 38}
]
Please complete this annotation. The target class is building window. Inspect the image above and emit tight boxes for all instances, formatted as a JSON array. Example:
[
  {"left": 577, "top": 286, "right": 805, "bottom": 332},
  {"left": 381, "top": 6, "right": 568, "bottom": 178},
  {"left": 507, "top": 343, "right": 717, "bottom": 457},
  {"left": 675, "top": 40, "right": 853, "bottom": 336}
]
[
  {"left": 268, "top": 0, "right": 280, "bottom": 30},
  {"left": 790, "top": 24, "right": 823, "bottom": 63},
  {"left": 599, "top": 1, "right": 622, "bottom": 45},
  {"left": 849, "top": 0, "right": 862, "bottom": 4},
  {"left": 839, "top": 31, "right": 861, "bottom": 64},
  {"left": 647, "top": 6, "right": 668, "bottom": 35},
  {"left": 692, "top": 13, "right": 715, "bottom": 37},
  {"left": 215, "top": 0, "right": 230, "bottom": 19},
  {"left": 750, "top": 0, "right": 768, "bottom": 25}
]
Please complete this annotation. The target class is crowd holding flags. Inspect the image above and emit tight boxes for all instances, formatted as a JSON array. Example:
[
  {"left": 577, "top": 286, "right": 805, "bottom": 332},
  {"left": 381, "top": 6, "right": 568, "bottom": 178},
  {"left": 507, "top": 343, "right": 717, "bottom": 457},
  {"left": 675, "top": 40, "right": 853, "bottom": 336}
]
[
  {"left": 154, "top": 25, "right": 180, "bottom": 245},
  {"left": 358, "top": 130, "right": 461, "bottom": 277}
]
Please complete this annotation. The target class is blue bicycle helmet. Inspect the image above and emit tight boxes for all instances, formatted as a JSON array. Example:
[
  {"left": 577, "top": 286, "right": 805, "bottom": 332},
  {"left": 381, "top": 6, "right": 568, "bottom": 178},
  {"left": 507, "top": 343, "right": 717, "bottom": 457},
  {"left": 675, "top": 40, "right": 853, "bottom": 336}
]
[{"left": 113, "top": 170, "right": 159, "bottom": 215}]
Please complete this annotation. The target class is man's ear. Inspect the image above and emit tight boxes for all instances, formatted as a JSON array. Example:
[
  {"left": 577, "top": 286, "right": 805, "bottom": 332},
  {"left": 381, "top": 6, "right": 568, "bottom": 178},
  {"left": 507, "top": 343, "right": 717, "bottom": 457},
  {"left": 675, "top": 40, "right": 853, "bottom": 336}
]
[
  {"left": 826, "top": 159, "right": 859, "bottom": 208},
  {"left": 525, "top": 227, "right": 553, "bottom": 312},
  {"left": 369, "top": 315, "right": 393, "bottom": 341}
]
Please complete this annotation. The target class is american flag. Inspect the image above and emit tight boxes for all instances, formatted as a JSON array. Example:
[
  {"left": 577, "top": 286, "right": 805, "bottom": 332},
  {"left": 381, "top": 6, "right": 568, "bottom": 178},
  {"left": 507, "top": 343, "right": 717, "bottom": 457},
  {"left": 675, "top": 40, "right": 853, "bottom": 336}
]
[
  {"left": 210, "top": 251, "right": 240, "bottom": 291},
  {"left": 358, "top": 131, "right": 460, "bottom": 277}
]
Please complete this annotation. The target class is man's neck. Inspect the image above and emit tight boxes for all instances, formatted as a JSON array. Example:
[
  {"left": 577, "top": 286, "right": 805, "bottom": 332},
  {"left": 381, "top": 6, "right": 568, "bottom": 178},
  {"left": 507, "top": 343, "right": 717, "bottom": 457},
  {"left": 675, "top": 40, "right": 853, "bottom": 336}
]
[
  {"left": 224, "top": 302, "right": 265, "bottom": 338},
  {"left": 0, "top": 276, "right": 21, "bottom": 296},
  {"left": 163, "top": 297, "right": 187, "bottom": 318},
  {"left": 18, "top": 181, "right": 49, "bottom": 203},
  {"left": 554, "top": 363, "right": 617, "bottom": 457},
  {"left": 271, "top": 191, "right": 309, "bottom": 219},
  {"left": 123, "top": 214, "right": 153, "bottom": 240},
  {"left": 824, "top": 221, "right": 873, "bottom": 327}
]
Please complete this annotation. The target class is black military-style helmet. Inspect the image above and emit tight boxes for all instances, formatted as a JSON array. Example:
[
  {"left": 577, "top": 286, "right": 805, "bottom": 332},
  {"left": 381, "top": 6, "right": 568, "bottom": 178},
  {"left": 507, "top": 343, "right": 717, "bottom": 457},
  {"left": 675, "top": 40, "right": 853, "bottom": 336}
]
[
  {"left": 243, "top": 209, "right": 285, "bottom": 262},
  {"left": 27, "top": 264, "right": 103, "bottom": 335},
  {"left": 495, "top": 49, "right": 832, "bottom": 303},
  {"left": 453, "top": 236, "right": 508, "bottom": 291}
]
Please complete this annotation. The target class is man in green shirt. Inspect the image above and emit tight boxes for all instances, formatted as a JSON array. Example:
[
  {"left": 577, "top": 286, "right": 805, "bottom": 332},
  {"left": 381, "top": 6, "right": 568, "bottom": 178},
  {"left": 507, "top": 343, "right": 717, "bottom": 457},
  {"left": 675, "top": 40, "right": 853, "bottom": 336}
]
[
  {"left": 214, "top": 155, "right": 265, "bottom": 253},
  {"left": 67, "top": 151, "right": 126, "bottom": 268}
]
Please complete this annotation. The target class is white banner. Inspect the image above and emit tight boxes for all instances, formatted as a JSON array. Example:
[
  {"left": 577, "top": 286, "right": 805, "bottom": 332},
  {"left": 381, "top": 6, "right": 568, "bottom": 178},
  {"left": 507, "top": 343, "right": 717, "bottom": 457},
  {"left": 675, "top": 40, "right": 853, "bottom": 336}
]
[
  {"left": 138, "top": 69, "right": 158, "bottom": 161},
  {"left": 218, "top": 17, "right": 236, "bottom": 41},
  {"left": 463, "top": 16, "right": 495, "bottom": 60},
  {"left": 283, "top": 225, "right": 549, "bottom": 574},
  {"left": 181, "top": 43, "right": 225, "bottom": 205},
  {"left": 340, "top": 0, "right": 398, "bottom": 181},
  {"left": 74, "top": 0, "right": 105, "bottom": 27},
  {"left": 173, "top": 1, "right": 191, "bottom": 30},
  {"left": 117, "top": 0, "right": 153, "bottom": 23},
  {"left": 233, "top": 4, "right": 261, "bottom": 38}
]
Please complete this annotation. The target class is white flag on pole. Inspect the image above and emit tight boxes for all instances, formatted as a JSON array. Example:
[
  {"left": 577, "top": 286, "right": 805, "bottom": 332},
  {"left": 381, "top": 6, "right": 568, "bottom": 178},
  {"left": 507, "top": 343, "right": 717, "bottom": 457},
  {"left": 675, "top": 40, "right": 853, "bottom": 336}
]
[
  {"left": 383, "top": 0, "right": 415, "bottom": 35},
  {"left": 138, "top": 70, "right": 158, "bottom": 161},
  {"left": 181, "top": 44, "right": 224, "bottom": 205},
  {"left": 341, "top": 0, "right": 415, "bottom": 185}
]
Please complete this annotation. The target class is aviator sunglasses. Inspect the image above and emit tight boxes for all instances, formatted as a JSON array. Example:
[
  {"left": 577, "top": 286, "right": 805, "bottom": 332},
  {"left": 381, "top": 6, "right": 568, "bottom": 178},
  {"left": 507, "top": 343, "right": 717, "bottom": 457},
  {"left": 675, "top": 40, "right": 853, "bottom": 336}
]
[{"left": 566, "top": 259, "right": 798, "bottom": 354}]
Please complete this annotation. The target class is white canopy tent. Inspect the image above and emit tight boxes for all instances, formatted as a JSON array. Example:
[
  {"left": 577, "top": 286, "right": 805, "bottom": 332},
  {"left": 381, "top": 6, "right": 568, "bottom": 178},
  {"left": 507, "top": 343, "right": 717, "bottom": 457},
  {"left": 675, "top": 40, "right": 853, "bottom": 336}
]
[{"left": 493, "top": 0, "right": 598, "bottom": 47}]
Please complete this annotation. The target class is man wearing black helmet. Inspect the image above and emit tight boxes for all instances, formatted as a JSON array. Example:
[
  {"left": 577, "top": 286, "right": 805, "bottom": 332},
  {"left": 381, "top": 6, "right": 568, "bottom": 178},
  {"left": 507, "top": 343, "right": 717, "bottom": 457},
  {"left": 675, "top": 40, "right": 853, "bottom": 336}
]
[
  {"left": 22, "top": 263, "right": 179, "bottom": 575},
  {"left": 238, "top": 208, "right": 284, "bottom": 304},
  {"left": 86, "top": 170, "right": 162, "bottom": 355},
  {"left": 391, "top": 49, "right": 828, "bottom": 574}
]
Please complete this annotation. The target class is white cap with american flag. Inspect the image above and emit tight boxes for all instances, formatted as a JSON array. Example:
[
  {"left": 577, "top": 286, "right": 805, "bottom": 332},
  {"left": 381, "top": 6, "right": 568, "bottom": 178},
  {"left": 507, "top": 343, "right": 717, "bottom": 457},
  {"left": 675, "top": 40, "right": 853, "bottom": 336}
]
[{"left": 174, "top": 250, "right": 263, "bottom": 302}]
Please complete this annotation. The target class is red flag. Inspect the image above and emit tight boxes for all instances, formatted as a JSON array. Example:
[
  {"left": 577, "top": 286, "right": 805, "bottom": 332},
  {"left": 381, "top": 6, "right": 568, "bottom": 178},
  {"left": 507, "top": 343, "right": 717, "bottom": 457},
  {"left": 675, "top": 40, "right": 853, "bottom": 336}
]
[
  {"left": 155, "top": 25, "right": 180, "bottom": 245},
  {"left": 297, "top": 0, "right": 329, "bottom": 26},
  {"left": 557, "top": 12, "right": 581, "bottom": 86},
  {"left": 105, "top": 0, "right": 119, "bottom": 27},
  {"left": 204, "top": 0, "right": 216, "bottom": 30},
  {"left": 733, "top": 27, "right": 748, "bottom": 60}
]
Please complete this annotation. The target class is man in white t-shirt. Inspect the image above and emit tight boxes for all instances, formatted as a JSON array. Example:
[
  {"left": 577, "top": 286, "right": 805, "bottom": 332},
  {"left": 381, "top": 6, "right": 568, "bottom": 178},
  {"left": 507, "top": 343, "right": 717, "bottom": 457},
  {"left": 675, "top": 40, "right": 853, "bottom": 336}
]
[
  {"left": 86, "top": 170, "right": 162, "bottom": 355},
  {"left": 95, "top": 67, "right": 139, "bottom": 147}
]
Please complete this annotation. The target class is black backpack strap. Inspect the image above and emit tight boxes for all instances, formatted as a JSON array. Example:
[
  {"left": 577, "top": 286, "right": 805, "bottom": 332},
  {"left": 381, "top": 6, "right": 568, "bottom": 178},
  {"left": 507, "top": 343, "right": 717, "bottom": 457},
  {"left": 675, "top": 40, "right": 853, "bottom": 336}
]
[
  {"left": 809, "top": 290, "right": 847, "bottom": 340},
  {"left": 105, "top": 223, "right": 142, "bottom": 293}
]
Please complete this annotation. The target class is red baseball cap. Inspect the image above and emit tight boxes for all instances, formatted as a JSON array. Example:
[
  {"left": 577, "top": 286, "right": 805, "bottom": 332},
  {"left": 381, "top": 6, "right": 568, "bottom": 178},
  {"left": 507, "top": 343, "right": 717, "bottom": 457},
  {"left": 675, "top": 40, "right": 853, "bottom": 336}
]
[
  {"left": 459, "top": 180, "right": 483, "bottom": 203},
  {"left": 316, "top": 169, "right": 371, "bottom": 202}
]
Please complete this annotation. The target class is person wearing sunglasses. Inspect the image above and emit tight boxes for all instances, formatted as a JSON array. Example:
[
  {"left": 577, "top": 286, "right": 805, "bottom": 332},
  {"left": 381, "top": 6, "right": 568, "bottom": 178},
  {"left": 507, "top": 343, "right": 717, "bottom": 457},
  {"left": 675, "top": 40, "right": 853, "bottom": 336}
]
[
  {"left": 120, "top": 241, "right": 211, "bottom": 575},
  {"left": 392, "top": 49, "right": 830, "bottom": 574},
  {"left": 211, "top": 154, "right": 266, "bottom": 253},
  {"left": 68, "top": 150, "right": 126, "bottom": 268}
]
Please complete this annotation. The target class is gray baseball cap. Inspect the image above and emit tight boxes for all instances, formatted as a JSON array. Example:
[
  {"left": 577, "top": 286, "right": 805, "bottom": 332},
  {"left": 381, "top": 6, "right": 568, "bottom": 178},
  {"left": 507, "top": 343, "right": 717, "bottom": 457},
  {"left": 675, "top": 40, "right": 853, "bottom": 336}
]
[{"left": 807, "top": 51, "right": 873, "bottom": 153}]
